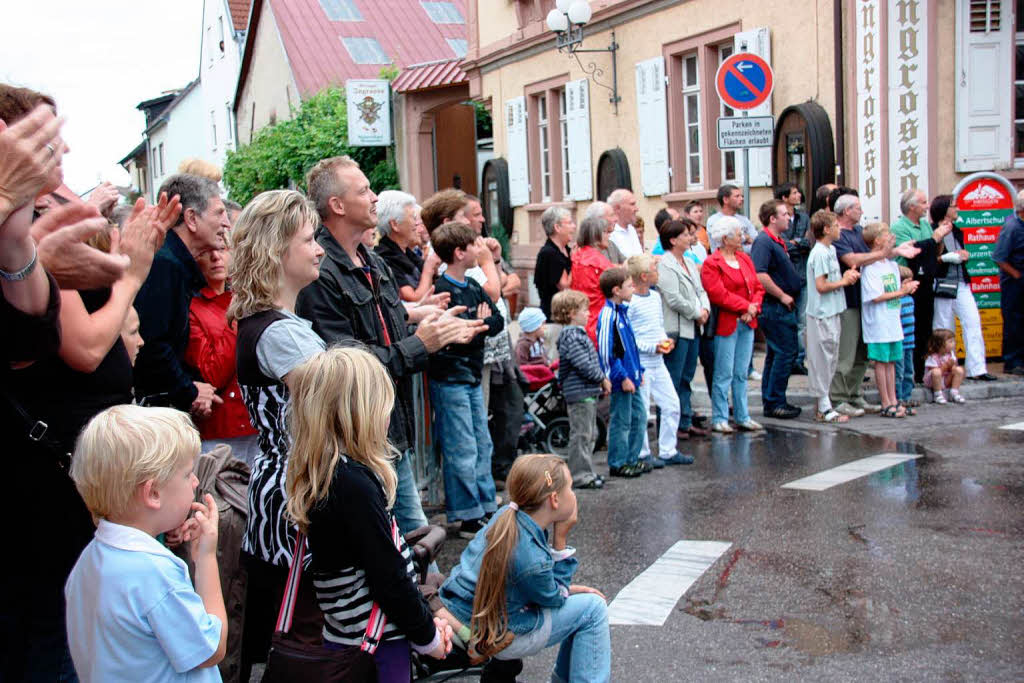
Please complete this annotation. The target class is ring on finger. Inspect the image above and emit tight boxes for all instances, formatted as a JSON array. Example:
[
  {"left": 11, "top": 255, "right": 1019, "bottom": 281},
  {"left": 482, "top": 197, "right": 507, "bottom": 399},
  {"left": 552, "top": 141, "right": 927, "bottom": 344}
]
[{"left": 45, "top": 143, "right": 56, "bottom": 157}]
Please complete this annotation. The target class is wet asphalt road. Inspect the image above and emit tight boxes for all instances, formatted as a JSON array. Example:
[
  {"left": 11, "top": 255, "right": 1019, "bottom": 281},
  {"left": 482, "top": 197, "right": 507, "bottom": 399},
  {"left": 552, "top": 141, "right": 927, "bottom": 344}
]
[{"left": 430, "top": 395, "right": 1024, "bottom": 681}]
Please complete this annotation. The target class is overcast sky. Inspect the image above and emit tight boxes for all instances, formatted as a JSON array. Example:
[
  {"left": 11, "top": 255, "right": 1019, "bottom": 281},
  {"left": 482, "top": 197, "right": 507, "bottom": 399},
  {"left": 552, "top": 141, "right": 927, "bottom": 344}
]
[{"left": 0, "top": 1, "right": 204, "bottom": 194}]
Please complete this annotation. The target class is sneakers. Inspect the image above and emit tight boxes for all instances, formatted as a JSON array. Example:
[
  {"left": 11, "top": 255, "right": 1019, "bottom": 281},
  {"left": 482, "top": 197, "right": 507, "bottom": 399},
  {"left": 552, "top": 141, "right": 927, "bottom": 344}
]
[
  {"left": 834, "top": 402, "right": 865, "bottom": 417},
  {"left": 749, "top": 369, "right": 763, "bottom": 381},
  {"left": 968, "top": 373, "right": 997, "bottom": 381},
  {"left": 645, "top": 456, "right": 665, "bottom": 469},
  {"left": 766, "top": 405, "right": 801, "bottom": 419},
  {"left": 458, "top": 518, "right": 487, "bottom": 539},
  {"left": 636, "top": 459, "right": 654, "bottom": 474},
  {"left": 949, "top": 389, "right": 966, "bottom": 404},
  {"left": 575, "top": 476, "right": 605, "bottom": 489},
  {"left": 659, "top": 453, "right": 695, "bottom": 465},
  {"left": 737, "top": 419, "right": 764, "bottom": 431},
  {"left": 933, "top": 391, "right": 948, "bottom": 405},
  {"left": 712, "top": 421, "right": 735, "bottom": 434},
  {"left": 609, "top": 464, "right": 642, "bottom": 478}
]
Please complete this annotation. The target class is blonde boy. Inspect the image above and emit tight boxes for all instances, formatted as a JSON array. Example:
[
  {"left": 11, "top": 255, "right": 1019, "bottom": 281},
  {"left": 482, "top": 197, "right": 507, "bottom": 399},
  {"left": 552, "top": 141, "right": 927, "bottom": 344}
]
[
  {"left": 66, "top": 405, "right": 226, "bottom": 682},
  {"left": 625, "top": 255, "right": 692, "bottom": 467},
  {"left": 860, "top": 224, "right": 920, "bottom": 418}
]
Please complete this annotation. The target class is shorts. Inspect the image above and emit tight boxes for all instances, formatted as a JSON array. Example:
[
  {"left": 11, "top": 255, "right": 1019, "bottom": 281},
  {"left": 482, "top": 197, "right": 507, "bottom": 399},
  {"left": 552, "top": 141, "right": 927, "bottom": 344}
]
[{"left": 866, "top": 341, "right": 902, "bottom": 363}]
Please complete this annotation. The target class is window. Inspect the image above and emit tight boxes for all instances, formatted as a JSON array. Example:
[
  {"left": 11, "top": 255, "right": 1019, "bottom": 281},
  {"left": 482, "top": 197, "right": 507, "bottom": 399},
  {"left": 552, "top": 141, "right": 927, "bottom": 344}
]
[
  {"left": 447, "top": 38, "right": 467, "bottom": 58},
  {"left": 341, "top": 37, "right": 389, "bottom": 64},
  {"left": 1016, "top": 2, "right": 1023, "bottom": 157},
  {"left": 559, "top": 88, "right": 571, "bottom": 198},
  {"left": 421, "top": 1, "right": 464, "bottom": 24},
  {"left": 682, "top": 53, "right": 702, "bottom": 188},
  {"left": 225, "top": 103, "right": 234, "bottom": 144},
  {"left": 158, "top": 143, "right": 165, "bottom": 176},
  {"left": 537, "top": 94, "right": 551, "bottom": 202},
  {"left": 151, "top": 146, "right": 158, "bottom": 178},
  {"left": 718, "top": 43, "right": 738, "bottom": 182},
  {"left": 319, "top": 0, "right": 363, "bottom": 21},
  {"left": 210, "top": 110, "right": 218, "bottom": 147}
]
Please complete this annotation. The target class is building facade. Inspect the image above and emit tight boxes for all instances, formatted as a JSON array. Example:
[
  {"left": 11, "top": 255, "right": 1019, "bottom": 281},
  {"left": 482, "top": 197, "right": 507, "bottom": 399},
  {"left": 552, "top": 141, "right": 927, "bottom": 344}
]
[{"left": 456, "top": 0, "right": 1020, "bottom": 303}]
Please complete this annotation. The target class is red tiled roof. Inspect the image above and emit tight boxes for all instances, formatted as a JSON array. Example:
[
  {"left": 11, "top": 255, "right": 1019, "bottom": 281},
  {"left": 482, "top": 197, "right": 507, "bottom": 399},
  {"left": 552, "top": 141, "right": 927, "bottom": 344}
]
[
  {"left": 269, "top": 0, "right": 467, "bottom": 97},
  {"left": 392, "top": 58, "right": 467, "bottom": 92},
  {"left": 228, "top": 0, "right": 250, "bottom": 31}
]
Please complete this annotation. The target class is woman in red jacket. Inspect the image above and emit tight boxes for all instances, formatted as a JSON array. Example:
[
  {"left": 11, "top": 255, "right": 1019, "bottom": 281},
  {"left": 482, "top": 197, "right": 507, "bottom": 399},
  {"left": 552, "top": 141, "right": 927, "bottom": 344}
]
[
  {"left": 571, "top": 215, "right": 615, "bottom": 345},
  {"left": 701, "top": 217, "right": 765, "bottom": 434},
  {"left": 186, "top": 246, "right": 259, "bottom": 464}
]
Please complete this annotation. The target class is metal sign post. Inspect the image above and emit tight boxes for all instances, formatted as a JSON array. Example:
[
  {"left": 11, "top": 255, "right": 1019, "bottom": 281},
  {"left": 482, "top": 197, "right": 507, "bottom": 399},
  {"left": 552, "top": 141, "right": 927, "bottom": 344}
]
[{"left": 742, "top": 110, "right": 750, "bottom": 219}]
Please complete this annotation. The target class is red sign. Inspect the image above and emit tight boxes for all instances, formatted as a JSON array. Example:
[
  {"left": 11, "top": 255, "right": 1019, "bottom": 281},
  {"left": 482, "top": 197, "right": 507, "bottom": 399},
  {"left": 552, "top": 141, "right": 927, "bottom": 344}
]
[
  {"left": 961, "top": 226, "right": 999, "bottom": 244},
  {"left": 970, "top": 276, "right": 1001, "bottom": 294},
  {"left": 957, "top": 178, "right": 1014, "bottom": 211},
  {"left": 715, "top": 53, "right": 773, "bottom": 111}
]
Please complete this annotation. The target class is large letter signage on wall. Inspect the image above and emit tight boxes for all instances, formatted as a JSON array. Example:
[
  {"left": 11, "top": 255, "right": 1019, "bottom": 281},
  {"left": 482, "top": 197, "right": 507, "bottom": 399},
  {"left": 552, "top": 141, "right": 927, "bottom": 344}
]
[
  {"left": 346, "top": 80, "right": 391, "bottom": 146},
  {"left": 855, "top": 0, "right": 883, "bottom": 222},
  {"left": 887, "top": 0, "right": 929, "bottom": 211}
]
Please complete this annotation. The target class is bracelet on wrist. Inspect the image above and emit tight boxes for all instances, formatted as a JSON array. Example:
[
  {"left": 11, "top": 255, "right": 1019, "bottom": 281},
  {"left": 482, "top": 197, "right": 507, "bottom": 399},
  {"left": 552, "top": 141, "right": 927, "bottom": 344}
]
[{"left": 0, "top": 244, "right": 38, "bottom": 282}]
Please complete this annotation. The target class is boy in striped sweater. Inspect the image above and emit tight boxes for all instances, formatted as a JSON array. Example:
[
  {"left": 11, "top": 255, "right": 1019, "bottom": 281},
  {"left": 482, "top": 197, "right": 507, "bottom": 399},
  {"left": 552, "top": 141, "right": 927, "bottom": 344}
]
[
  {"left": 895, "top": 266, "right": 917, "bottom": 413},
  {"left": 625, "top": 255, "right": 693, "bottom": 467}
]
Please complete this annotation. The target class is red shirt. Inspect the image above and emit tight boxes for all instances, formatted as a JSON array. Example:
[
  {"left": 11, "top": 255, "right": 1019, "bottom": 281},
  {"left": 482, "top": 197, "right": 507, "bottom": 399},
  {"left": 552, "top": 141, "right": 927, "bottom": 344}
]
[
  {"left": 700, "top": 250, "right": 765, "bottom": 337},
  {"left": 570, "top": 246, "right": 613, "bottom": 346},
  {"left": 185, "top": 287, "right": 257, "bottom": 440}
]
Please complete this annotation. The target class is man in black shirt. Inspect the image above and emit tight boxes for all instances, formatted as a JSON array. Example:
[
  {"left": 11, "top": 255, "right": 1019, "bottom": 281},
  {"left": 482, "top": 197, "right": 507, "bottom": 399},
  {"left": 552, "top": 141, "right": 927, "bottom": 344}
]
[{"left": 751, "top": 200, "right": 803, "bottom": 419}]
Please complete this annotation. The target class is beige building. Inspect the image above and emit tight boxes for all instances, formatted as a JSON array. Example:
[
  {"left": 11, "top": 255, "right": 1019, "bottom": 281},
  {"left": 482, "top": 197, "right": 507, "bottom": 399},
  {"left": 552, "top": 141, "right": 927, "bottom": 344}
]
[{"left": 443, "top": 0, "right": 1019, "bottom": 302}]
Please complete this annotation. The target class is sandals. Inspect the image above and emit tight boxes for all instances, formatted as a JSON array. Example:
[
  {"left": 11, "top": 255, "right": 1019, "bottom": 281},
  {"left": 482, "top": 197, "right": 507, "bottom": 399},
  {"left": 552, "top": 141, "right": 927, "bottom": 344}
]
[
  {"left": 880, "top": 404, "right": 906, "bottom": 418},
  {"left": 816, "top": 410, "right": 850, "bottom": 423},
  {"left": 933, "top": 391, "right": 948, "bottom": 405},
  {"left": 898, "top": 401, "right": 916, "bottom": 416}
]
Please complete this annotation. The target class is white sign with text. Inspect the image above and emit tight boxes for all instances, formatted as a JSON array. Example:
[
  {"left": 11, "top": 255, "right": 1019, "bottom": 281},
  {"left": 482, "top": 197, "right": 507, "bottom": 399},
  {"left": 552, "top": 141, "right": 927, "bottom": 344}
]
[{"left": 716, "top": 116, "right": 774, "bottom": 149}]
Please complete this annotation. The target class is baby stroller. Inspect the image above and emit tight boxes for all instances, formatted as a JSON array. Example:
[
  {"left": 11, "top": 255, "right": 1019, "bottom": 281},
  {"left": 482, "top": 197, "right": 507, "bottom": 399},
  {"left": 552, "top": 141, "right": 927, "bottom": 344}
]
[{"left": 519, "top": 362, "right": 607, "bottom": 456}]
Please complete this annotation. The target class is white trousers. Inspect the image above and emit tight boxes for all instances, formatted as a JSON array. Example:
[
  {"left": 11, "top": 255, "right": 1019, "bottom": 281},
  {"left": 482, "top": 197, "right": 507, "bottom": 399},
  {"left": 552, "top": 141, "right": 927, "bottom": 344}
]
[
  {"left": 805, "top": 314, "right": 841, "bottom": 412},
  {"left": 639, "top": 360, "right": 681, "bottom": 460},
  {"left": 933, "top": 282, "right": 987, "bottom": 377}
]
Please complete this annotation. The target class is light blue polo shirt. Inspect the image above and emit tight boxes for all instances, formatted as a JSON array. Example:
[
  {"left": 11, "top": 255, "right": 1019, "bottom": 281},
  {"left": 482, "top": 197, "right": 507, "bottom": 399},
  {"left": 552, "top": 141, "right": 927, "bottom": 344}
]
[{"left": 65, "top": 520, "right": 223, "bottom": 682}]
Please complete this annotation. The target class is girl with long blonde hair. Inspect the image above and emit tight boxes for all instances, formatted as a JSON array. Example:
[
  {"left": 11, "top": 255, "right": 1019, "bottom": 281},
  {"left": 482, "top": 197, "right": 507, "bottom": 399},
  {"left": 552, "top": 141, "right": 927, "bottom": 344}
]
[
  {"left": 438, "top": 454, "right": 611, "bottom": 682},
  {"left": 285, "top": 347, "right": 452, "bottom": 680}
]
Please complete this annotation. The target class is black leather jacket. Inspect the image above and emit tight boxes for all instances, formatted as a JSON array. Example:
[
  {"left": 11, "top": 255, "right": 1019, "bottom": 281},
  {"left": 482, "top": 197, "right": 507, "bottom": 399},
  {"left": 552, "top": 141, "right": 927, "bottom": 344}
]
[{"left": 296, "top": 227, "right": 428, "bottom": 451}]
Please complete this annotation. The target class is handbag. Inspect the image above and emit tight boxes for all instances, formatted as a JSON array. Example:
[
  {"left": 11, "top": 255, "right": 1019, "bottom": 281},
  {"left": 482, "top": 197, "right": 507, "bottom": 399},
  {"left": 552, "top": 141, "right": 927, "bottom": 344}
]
[
  {"left": 933, "top": 276, "right": 958, "bottom": 299},
  {"left": 262, "top": 522, "right": 402, "bottom": 682}
]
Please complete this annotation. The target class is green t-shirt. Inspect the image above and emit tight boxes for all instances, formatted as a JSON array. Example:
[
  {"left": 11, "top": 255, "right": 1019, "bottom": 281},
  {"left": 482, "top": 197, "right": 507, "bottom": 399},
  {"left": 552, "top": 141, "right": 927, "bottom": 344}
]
[{"left": 890, "top": 215, "right": 932, "bottom": 267}]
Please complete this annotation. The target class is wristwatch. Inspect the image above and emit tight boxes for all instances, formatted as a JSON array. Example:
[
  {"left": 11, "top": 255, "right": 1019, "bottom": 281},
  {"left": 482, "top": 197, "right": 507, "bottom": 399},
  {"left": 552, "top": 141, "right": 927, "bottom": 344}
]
[{"left": 0, "top": 246, "right": 37, "bottom": 281}]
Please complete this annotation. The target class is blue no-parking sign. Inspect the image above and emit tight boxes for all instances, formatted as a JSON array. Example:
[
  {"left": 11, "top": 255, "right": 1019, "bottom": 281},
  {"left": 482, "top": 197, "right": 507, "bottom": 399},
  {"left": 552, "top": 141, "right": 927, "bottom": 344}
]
[{"left": 715, "top": 53, "right": 773, "bottom": 111}]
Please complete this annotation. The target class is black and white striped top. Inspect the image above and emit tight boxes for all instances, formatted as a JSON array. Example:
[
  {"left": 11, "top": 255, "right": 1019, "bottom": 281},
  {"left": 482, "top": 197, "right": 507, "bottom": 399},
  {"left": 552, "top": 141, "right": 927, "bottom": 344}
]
[{"left": 307, "top": 457, "right": 437, "bottom": 649}]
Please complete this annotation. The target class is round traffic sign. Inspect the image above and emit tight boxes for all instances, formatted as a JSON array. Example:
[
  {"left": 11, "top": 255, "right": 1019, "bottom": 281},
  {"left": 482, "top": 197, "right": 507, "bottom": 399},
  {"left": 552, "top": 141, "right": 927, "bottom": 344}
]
[{"left": 715, "top": 53, "right": 773, "bottom": 110}]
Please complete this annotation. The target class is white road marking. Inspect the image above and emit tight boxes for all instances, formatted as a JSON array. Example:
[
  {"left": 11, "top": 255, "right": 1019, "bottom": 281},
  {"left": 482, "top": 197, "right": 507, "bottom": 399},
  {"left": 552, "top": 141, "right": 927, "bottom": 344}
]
[
  {"left": 998, "top": 422, "right": 1024, "bottom": 431},
  {"left": 608, "top": 540, "right": 732, "bottom": 626},
  {"left": 781, "top": 452, "right": 922, "bottom": 491}
]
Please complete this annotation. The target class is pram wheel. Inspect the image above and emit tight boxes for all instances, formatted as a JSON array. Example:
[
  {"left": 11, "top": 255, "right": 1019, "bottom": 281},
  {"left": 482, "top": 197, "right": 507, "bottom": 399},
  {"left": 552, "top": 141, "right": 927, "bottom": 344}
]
[{"left": 540, "top": 416, "right": 570, "bottom": 455}]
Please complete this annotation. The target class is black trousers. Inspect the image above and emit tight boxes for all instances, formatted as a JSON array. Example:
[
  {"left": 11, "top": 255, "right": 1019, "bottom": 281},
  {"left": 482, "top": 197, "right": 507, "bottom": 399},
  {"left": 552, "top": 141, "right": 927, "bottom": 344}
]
[
  {"left": 489, "top": 364, "right": 525, "bottom": 481},
  {"left": 1002, "top": 276, "right": 1024, "bottom": 372},
  {"left": 912, "top": 279, "right": 935, "bottom": 383}
]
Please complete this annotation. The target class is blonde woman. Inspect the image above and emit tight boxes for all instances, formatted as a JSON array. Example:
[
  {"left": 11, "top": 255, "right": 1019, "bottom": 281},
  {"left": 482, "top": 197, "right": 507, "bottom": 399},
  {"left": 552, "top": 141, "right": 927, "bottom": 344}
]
[
  {"left": 286, "top": 347, "right": 452, "bottom": 680},
  {"left": 438, "top": 453, "right": 610, "bottom": 681},
  {"left": 227, "top": 189, "right": 327, "bottom": 678}
]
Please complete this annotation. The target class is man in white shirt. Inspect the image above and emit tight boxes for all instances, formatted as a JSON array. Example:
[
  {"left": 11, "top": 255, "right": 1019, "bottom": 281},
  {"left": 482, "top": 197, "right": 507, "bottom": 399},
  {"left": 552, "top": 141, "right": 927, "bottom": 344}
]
[
  {"left": 606, "top": 188, "right": 643, "bottom": 263},
  {"left": 707, "top": 184, "right": 757, "bottom": 253}
]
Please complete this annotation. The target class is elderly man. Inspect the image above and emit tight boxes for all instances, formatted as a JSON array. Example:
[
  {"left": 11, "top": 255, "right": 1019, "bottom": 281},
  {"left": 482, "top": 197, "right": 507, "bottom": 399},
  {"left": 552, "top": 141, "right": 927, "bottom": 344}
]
[
  {"left": 752, "top": 199, "right": 802, "bottom": 419},
  {"left": 606, "top": 189, "right": 642, "bottom": 263},
  {"left": 995, "top": 190, "right": 1024, "bottom": 375},
  {"left": 374, "top": 189, "right": 438, "bottom": 302},
  {"left": 892, "top": 188, "right": 952, "bottom": 381},
  {"left": 134, "top": 173, "right": 229, "bottom": 412},
  {"left": 707, "top": 184, "right": 757, "bottom": 253},
  {"left": 296, "top": 157, "right": 474, "bottom": 533}
]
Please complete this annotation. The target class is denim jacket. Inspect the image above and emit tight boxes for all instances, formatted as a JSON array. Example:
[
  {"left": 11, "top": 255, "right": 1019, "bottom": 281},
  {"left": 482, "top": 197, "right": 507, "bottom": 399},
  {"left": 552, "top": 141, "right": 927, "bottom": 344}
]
[{"left": 439, "top": 506, "right": 579, "bottom": 634}]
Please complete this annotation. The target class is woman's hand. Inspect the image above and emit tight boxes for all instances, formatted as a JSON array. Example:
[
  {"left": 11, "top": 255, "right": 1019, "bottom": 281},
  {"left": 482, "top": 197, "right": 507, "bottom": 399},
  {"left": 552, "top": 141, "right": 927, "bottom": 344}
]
[
  {"left": 746, "top": 303, "right": 758, "bottom": 317},
  {"left": 569, "top": 584, "right": 607, "bottom": 601},
  {"left": 0, "top": 105, "right": 65, "bottom": 218},
  {"left": 426, "top": 617, "right": 454, "bottom": 659}
]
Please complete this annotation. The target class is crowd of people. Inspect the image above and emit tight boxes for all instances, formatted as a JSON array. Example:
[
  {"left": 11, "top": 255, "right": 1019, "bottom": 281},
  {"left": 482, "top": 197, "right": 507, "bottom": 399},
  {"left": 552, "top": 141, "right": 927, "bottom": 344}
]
[{"left": 3, "top": 77, "right": 1024, "bottom": 683}]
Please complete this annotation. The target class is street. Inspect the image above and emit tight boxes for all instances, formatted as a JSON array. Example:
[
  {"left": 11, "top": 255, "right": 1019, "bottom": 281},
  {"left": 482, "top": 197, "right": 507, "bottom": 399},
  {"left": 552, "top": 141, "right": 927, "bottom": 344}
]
[{"left": 434, "top": 394, "right": 1024, "bottom": 681}]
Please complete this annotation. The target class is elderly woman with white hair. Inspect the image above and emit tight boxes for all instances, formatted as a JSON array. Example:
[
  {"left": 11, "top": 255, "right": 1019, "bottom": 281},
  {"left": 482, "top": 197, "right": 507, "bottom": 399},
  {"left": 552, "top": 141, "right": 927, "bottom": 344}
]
[
  {"left": 700, "top": 216, "right": 765, "bottom": 433},
  {"left": 373, "top": 189, "right": 440, "bottom": 302}
]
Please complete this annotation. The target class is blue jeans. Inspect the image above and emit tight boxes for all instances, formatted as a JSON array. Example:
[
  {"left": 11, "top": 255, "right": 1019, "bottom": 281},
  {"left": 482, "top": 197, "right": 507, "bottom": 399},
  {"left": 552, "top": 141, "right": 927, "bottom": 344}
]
[
  {"left": 393, "top": 449, "right": 429, "bottom": 535},
  {"left": 793, "top": 283, "right": 807, "bottom": 366},
  {"left": 895, "top": 345, "right": 915, "bottom": 402},
  {"left": 429, "top": 380, "right": 497, "bottom": 522},
  {"left": 664, "top": 335, "right": 700, "bottom": 429},
  {"left": 711, "top": 322, "right": 754, "bottom": 424},
  {"left": 496, "top": 593, "right": 610, "bottom": 683},
  {"left": 607, "top": 389, "right": 646, "bottom": 469},
  {"left": 758, "top": 301, "right": 799, "bottom": 411}
]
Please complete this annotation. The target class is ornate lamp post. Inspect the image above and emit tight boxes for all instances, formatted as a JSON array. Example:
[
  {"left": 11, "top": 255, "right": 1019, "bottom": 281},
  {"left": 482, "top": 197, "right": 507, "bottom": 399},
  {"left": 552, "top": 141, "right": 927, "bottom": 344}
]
[{"left": 546, "top": 1, "right": 621, "bottom": 114}]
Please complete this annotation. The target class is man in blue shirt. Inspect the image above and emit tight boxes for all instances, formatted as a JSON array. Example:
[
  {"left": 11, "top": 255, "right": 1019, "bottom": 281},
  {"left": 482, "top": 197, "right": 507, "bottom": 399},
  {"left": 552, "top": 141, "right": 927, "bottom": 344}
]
[
  {"left": 751, "top": 200, "right": 802, "bottom": 419},
  {"left": 995, "top": 192, "right": 1024, "bottom": 375}
]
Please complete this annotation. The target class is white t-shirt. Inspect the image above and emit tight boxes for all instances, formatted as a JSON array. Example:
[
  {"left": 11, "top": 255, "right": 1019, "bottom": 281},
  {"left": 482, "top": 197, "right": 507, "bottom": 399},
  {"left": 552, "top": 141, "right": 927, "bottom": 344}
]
[
  {"left": 609, "top": 224, "right": 644, "bottom": 260},
  {"left": 805, "top": 242, "right": 847, "bottom": 319},
  {"left": 860, "top": 259, "right": 904, "bottom": 344}
]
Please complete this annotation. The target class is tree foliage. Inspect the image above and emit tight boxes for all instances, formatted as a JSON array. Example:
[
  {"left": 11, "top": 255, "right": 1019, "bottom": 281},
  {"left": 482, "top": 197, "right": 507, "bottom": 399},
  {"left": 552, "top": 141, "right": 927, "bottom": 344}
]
[{"left": 223, "top": 87, "right": 398, "bottom": 205}]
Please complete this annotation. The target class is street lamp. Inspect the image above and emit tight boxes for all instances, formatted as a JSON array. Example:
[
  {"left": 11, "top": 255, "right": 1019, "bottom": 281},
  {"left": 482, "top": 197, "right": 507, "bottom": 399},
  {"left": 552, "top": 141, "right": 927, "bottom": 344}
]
[{"left": 545, "top": 1, "right": 620, "bottom": 114}]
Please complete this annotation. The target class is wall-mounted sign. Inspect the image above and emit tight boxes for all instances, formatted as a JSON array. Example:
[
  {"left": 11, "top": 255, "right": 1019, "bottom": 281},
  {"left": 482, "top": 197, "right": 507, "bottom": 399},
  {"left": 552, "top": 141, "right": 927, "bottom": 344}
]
[{"left": 346, "top": 79, "right": 391, "bottom": 146}]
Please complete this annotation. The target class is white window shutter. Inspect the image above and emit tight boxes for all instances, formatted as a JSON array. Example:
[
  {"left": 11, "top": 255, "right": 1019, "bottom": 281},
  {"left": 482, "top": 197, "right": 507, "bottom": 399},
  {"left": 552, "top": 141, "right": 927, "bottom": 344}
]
[
  {"left": 734, "top": 27, "right": 773, "bottom": 187},
  {"left": 635, "top": 56, "right": 670, "bottom": 196},
  {"left": 566, "top": 79, "right": 593, "bottom": 201},
  {"left": 506, "top": 97, "right": 530, "bottom": 207},
  {"left": 955, "top": 0, "right": 1013, "bottom": 171}
]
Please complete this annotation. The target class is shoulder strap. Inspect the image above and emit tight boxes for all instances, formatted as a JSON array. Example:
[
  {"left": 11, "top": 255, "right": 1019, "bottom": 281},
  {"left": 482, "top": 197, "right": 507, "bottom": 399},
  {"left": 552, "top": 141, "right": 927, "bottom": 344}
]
[{"left": 275, "top": 518, "right": 404, "bottom": 655}]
